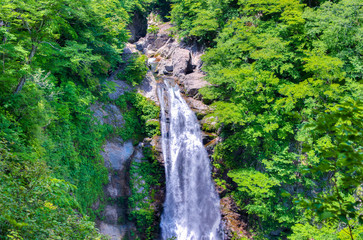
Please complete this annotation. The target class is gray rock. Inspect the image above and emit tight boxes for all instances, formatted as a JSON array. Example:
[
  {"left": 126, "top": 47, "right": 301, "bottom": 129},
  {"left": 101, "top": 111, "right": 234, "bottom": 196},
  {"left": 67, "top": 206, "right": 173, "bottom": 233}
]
[
  {"left": 157, "top": 41, "right": 178, "bottom": 59},
  {"left": 132, "top": 146, "right": 145, "bottom": 163},
  {"left": 101, "top": 140, "right": 134, "bottom": 170},
  {"left": 98, "top": 222, "right": 123, "bottom": 240},
  {"left": 157, "top": 59, "right": 173, "bottom": 75},
  {"left": 191, "top": 51, "right": 205, "bottom": 71},
  {"left": 106, "top": 182, "right": 119, "bottom": 199},
  {"left": 145, "top": 49, "right": 156, "bottom": 57},
  {"left": 180, "top": 72, "right": 211, "bottom": 97},
  {"left": 90, "top": 103, "right": 124, "bottom": 128},
  {"left": 136, "top": 37, "right": 146, "bottom": 51},
  {"left": 104, "top": 104, "right": 124, "bottom": 127},
  {"left": 184, "top": 97, "right": 210, "bottom": 116},
  {"left": 104, "top": 205, "right": 119, "bottom": 224},
  {"left": 165, "top": 64, "right": 173, "bottom": 72},
  {"left": 108, "top": 80, "right": 133, "bottom": 100},
  {"left": 137, "top": 70, "right": 159, "bottom": 105},
  {"left": 172, "top": 48, "right": 192, "bottom": 77},
  {"left": 149, "top": 33, "right": 171, "bottom": 51}
]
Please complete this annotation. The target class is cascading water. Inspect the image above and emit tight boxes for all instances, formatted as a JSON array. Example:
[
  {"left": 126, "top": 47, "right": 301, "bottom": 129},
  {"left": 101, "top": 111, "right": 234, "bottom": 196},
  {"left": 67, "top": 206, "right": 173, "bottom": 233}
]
[{"left": 158, "top": 79, "right": 222, "bottom": 240}]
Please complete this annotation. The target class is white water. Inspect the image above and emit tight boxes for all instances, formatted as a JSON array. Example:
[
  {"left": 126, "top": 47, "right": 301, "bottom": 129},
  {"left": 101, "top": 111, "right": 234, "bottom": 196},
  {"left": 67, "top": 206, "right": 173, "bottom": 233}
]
[{"left": 158, "top": 79, "right": 222, "bottom": 240}]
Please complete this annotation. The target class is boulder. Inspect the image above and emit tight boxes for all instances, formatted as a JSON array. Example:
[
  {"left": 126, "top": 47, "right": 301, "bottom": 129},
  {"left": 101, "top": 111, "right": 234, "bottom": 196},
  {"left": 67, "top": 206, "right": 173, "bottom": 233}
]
[
  {"left": 157, "top": 59, "right": 173, "bottom": 75},
  {"left": 165, "top": 64, "right": 174, "bottom": 72},
  {"left": 123, "top": 43, "right": 138, "bottom": 55},
  {"left": 179, "top": 72, "right": 211, "bottom": 97},
  {"left": 157, "top": 40, "right": 178, "bottom": 59},
  {"left": 148, "top": 33, "right": 171, "bottom": 51},
  {"left": 136, "top": 37, "right": 147, "bottom": 51},
  {"left": 172, "top": 48, "right": 193, "bottom": 77}
]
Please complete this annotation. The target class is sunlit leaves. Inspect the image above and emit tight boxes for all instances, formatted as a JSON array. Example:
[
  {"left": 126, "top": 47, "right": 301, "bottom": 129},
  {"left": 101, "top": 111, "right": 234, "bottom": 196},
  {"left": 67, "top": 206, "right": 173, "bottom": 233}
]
[
  {"left": 190, "top": 0, "right": 363, "bottom": 237},
  {"left": 0, "top": 141, "right": 106, "bottom": 239}
]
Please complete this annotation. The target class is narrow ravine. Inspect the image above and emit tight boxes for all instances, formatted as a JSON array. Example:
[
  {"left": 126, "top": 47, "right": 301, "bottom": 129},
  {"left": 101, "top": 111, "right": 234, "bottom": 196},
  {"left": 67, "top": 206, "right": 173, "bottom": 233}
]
[{"left": 157, "top": 78, "right": 223, "bottom": 240}]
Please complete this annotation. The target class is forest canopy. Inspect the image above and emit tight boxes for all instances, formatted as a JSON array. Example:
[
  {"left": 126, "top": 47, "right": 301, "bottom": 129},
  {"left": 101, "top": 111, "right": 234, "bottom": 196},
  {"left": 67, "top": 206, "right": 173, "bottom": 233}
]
[
  {"left": 0, "top": 0, "right": 156, "bottom": 238},
  {"left": 0, "top": 0, "right": 362, "bottom": 239},
  {"left": 168, "top": 0, "right": 362, "bottom": 238}
]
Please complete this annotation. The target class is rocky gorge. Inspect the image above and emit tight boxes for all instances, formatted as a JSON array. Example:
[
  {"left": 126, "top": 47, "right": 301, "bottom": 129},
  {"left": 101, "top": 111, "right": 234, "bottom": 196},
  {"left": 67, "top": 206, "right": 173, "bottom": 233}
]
[{"left": 93, "top": 14, "right": 250, "bottom": 240}]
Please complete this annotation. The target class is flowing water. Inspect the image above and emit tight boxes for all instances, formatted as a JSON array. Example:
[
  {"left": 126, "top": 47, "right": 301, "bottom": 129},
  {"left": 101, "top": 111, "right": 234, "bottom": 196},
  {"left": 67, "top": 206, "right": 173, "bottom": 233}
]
[{"left": 158, "top": 79, "right": 222, "bottom": 240}]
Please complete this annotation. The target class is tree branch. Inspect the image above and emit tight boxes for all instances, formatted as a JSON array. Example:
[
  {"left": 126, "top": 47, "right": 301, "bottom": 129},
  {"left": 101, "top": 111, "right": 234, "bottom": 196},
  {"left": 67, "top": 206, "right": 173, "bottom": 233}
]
[{"left": 40, "top": 41, "right": 61, "bottom": 51}]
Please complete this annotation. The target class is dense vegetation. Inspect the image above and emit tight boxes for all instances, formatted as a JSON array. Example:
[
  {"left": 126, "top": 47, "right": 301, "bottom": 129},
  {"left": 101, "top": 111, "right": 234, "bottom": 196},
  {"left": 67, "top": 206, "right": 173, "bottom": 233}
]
[
  {"left": 0, "top": 0, "right": 163, "bottom": 239},
  {"left": 169, "top": 0, "right": 362, "bottom": 239},
  {"left": 1, "top": 0, "right": 361, "bottom": 239}
]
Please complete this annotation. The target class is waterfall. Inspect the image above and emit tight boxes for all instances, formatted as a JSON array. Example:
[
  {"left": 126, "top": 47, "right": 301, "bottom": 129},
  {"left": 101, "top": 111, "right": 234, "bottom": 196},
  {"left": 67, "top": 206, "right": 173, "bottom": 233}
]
[{"left": 158, "top": 79, "right": 222, "bottom": 240}]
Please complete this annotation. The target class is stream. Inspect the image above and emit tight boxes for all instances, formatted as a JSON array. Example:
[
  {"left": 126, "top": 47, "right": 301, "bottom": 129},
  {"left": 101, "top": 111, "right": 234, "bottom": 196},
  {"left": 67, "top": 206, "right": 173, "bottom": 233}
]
[{"left": 157, "top": 78, "right": 223, "bottom": 240}]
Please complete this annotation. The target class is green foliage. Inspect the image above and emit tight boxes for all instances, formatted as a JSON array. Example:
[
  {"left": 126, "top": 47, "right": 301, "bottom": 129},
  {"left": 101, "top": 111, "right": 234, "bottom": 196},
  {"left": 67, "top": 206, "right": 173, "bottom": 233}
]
[
  {"left": 0, "top": 0, "right": 139, "bottom": 238},
  {"left": 173, "top": 0, "right": 363, "bottom": 238},
  {"left": 228, "top": 169, "right": 281, "bottom": 220},
  {"left": 170, "top": 0, "right": 240, "bottom": 43},
  {"left": 289, "top": 222, "right": 339, "bottom": 240},
  {"left": 0, "top": 0, "right": 129, "bottom": 93},
  {"left": 118, "top": 54, "right": 148, "bottom": 86},
  {"left": 295, "top": 99, "right": 363, "bottom": 239},
  {"left": 116, "top": 92, "right": 160, "bottom": 140},
  {"left": 128, "top": 147, "right": 163, "bottom": 239},
  {"left": 148, "top": 24, "right": 160, "bottom": 34},
  {"left": 0, "top": 140, "right": 107, "bottom": 240}
]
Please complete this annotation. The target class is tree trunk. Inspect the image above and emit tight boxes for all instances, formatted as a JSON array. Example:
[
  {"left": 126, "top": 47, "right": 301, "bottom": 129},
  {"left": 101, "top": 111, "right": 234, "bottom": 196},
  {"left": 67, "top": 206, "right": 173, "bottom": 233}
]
[
  {"left": 1, "top": 21, "right": 8, "bottom": 73},
  {"left": 14, "top": 76, "right": 26, "bottom": 94},
  {"left": 14, "top": 43, "right": 38, "bottom": 94}
]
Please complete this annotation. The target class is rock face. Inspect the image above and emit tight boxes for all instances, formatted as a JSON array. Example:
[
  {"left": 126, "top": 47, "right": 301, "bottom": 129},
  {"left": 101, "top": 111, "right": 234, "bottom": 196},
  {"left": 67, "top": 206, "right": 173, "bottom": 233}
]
[
  {"left": 92, "top": 46, "right": 139, "bottom": 240},
  {"left": 137, "top": 70, "right": 159, "bottom": 105},
  {"left": 137, "top": 21, "right": 212, "bottom": 115},
  {"left": 102, "top": 140, "right": 134, "bottom": 170},
  {"left": 180, "top": 71, "right": 211, "bottom": 97},
  {"left": 92, "top": 41, "right": 166, "bottom": 240},
  {"left": 90, "top": 103, "right": 124, "bottom": 127},
  {"left": 95, "top": 137, "right": 138, "bottom": 239},
  {"left": 127, "top": 11, "right": 147, "bottom": 43},
  {"left": 220, "top": 196, "right": 250, "bottom": 239}
]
